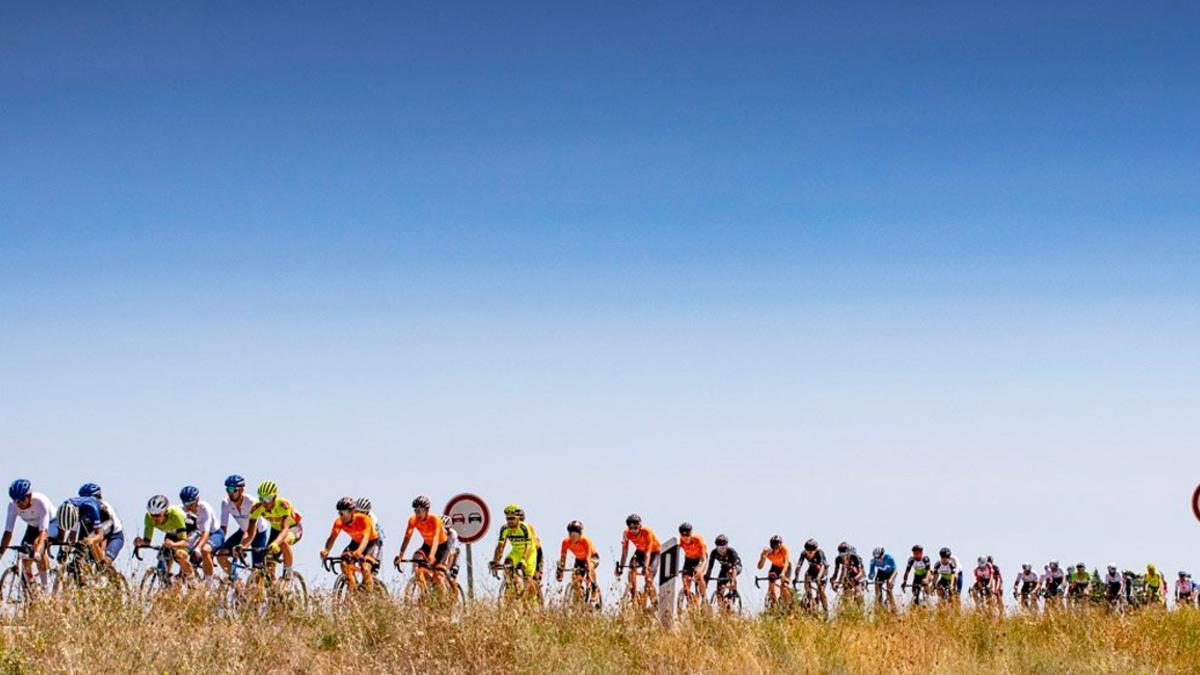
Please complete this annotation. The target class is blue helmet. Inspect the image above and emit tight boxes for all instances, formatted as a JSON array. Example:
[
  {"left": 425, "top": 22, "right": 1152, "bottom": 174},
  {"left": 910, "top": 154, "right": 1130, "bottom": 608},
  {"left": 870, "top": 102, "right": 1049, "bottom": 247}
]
[
  {"left": 224, "top": 474, "right": 245, "bottom": 489},
  {"left": 79, "top": 483, "right": 103, "bottom": 498},
  {"left": 179, "top": 485, "right": 200, "bottom": 505},
  {"left": 8, "top": 479, "right": 31, "bottom": 501}
]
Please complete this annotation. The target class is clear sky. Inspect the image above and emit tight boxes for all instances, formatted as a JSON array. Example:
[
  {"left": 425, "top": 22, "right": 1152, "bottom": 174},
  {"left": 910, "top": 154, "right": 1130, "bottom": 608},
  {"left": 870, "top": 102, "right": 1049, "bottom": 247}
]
[{"left": 2, "top": 3, "right": 1198, "bottom": 598}]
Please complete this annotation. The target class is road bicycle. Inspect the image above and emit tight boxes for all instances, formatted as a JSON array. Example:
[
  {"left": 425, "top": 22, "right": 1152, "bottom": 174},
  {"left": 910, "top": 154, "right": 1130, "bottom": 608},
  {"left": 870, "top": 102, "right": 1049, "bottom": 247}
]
[
  {"left": 239, "top": 545, "right": 309, "bottom": 614},
  {"left": 676, "top": 567, "right": 709, "bottom": 617},
  {"left": 134, "top": 544, "right": 195, "bottom": 602},
  {"left": 706, "top": 575, "right": 742, "bottom": 615},
  {"left": 400, "top": 557, "right": 466, "bottom": 614},
  {"left": 615, "top": 561, "right": 657, "bottom": 613},
  {"left": 557, "top": 563, "right": 602, "bottom": 611},
  {"left": 50, "top": 540, "right": 128, "bottom": 601},
  {"left": 324, "top": 554, "right": 385, "bottom": 611},
  {"left": 0, "top": 544, "right": 40, "bottom": 612},
  {"left": 902, "top": 577, "right": 929, "bottom": 607}
]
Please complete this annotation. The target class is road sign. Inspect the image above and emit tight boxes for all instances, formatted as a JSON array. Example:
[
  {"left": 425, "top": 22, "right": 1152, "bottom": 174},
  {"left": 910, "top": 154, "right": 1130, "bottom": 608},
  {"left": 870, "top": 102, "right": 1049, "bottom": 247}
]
[
  {"left": 657, "top": 536, "right": 680, "bottom": 629},
  {"left": 1193, "top": 484, "right": 1200, "bottom": 523},
  {"left": 444, "top": 493, "right": 490, "bottom": 602},
  {"left": 444, "top": 493, "right": 490, "bottom": 544}
]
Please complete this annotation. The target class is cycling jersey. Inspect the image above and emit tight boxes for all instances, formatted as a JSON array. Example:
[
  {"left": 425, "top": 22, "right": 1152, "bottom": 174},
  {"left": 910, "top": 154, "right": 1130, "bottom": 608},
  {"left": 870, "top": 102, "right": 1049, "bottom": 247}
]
[
  {"left": 1016, "top": 570, "right": 1039, "bottom": 587},
  {"left": 870, "top": 554, "right": 896, "bottom": 579},
  {"left": 4, "top": 492, "right": 53, "bottom": 533},
  {"left": 1103, "top": 571, "right": 1122, "bottom": 585},
  {"left": 189, "top": 501, "right": 218, "bottom": 535},
  {"left": 1145, "top": 571, "right": 1163, "bottom": 590},
  {"left": 706, "top": 547, "right": 743, "bottom": 580},
  {"left": 907, "top": 555, "right": 931, "bottom": 576},
  {"left": 250, "top": 499, "right": 302, "bottom": 531},
  {"left": 833, "top": 552, "right": 863, "bottom": 580},
  {"left": 406, "top": 514, "right": 448, "bottom": 546},
  {"left": 679, "top": 534, "right": 706, "bottom": 560},
  {"left": 561, "top": 535, "right": 597, "bottom": 562},
  {"left": 330, "top": 513, "right": 377, "bottom": 544},
  {"left": 498, "top": 521, "right": 538, "bottom": 559},
  {"left": 623, "top": 527, "right": 660, "bottom": 554},
  {"left": 1069, "top": 570, "right": 1089, "bottom": 584},
  {"left": 142, "top": 506, "right": 188, "bottom": 541},
  {"left": 1175, "top": 579, "right": 1195, "bottom": 595},
  {"left": 933, "top": 558, "right": 958, "bottom": 580},
  {"left": 65, "top": 497, "right": 104, "bottom": 535},
  {"left": 975, "top": 565, "right": 993, "bottom": 583},
  {"left": 764, "top": 544, "right": 789, "bottom": 569},
  {"left": 220, "top": 495, "right": 264, "bottom": 534}
]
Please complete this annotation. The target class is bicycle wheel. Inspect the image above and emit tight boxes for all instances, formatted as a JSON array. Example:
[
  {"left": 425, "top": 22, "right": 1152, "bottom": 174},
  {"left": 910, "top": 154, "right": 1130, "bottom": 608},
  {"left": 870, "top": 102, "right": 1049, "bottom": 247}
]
[
  {"left": 138, "top": 568, "right": 168, "bottom": 604},
  {"left": 330, "top": 576, "right": 350, "bottom": 613},
  {"left": 0, "top": 567, "right": 33, "bottom": 613},
  {"left": 275, "top": 571, "right": 308, "bottom": 613},
  {"left": 586, "top": 582, "right": 603, "bottom": 611},
  {"left": 402, "top": 575, "right": 428, "bottom": 606}
]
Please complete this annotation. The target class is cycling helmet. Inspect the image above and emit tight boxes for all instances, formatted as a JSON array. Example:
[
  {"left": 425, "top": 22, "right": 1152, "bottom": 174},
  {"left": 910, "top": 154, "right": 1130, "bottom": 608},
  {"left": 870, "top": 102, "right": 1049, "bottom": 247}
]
[
  {"left": 441, "top": 515, "right": 452, "bottom": 527},
  {"left": 679, "top": 522, "right": 693, "bottom": 535},
  {"left": 567, "top": 520, "right": 583, "bottom": 534},
  {"left": 8, "top": 479, "right": 31, "bottom": 501},
  {"left": 986, "top": 554, "right": 994, "bottom": 563},
  {"left": 179, "top": 485, "right": 200, "bottom": 505},
  {"left": 354, "top": 497, "right": 372, "bottom": 513},
  {"left": 257, "top": 481, "right": 278, "bottom": 501},
  {"left": 1107, "top": 563, "right": 1117, "bottom": 571},
  {"left": 715, "top": 534, "right": 729, "bottom": 546},
  {"left": 1147, "top": 563, "right": 1157, "bottom": 573},
  {"left": 977, "top": 556, "right": 987, "bottom": 566},
  {"left": 56, "top": 502, "right": 80, "bottom": 534},
  {"left": 146, "top": 494, "right": 170, "bottom": 516},
  {"left": 625, "top": 513, "right": 642, "bottom": 527},
  {"left": 336, "top": 496, "right": 354, "bottom": 511},
  {"left": 1179, "top": 571, "right": 1188, "bottom": 577},
  {"left": 224, "top": 474, "right": 246, "bottom": 489},
  {"left": 912, "top": 544, "right": 923, "bottom": 553},
  {"left": 939, "top": 547, "right": 951, "bottom": 557},
  {"left": 515, "top": 508, "right": 526, "bottom": 519},
  {"left": 837, "top": 541, "right": 849, "bottom": 554},
  {"left": 1049, "top": 560, "right": 1060, "bottom": 568},
  {"left": 79, "top": 483, "right": 102, "bottom": 498},
  {"left": 1022, "top": 563, "right": 1033, "bottom": 571},
  {"left": 1076, "top": 562, "right": 1086, "bottom": 570},
  {"left": 769, "top": 535, "right": 783, "bottom": 547},
  {"left": 804, "top": 538, "right": 818, "bottom": 552},
  {"left": 502, "top": 504, "right": 521, "bottom": 517},
  {"left": 873, "top": 547, "right": 884, "bottom": 559},
  {"left": 413, "top": 496, "right": 432, "bottom": 510}
]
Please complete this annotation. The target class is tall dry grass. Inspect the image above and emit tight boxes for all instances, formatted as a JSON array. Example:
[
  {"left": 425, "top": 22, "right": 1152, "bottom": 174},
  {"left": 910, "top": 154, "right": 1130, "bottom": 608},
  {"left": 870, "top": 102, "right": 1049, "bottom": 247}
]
[{"left": 2, "top": 593, "right": 1199, "bottom": 674}]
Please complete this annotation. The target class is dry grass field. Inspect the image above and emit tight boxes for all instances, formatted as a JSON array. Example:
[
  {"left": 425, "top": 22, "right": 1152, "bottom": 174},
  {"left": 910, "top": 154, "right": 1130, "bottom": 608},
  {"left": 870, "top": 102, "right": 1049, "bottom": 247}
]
[{"left": 3, "top": 593, "right": 1199, "bottom": 674}]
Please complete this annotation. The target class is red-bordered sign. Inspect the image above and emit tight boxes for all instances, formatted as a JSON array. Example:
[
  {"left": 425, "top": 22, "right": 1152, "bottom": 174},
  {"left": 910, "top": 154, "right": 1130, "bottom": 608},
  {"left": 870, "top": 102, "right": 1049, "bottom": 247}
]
[
  {"left": 444, "top": 493, "right": 490, "bottom": 544},
  {"left": 1193, "top": 484, "right": 1200, "bottom": 523}
]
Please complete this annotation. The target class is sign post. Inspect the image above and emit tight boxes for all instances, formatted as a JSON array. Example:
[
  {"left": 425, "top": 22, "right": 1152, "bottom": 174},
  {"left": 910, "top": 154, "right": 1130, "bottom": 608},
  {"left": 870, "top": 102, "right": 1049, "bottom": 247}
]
[
  {"left": 444, "top": 493, "right": 490, "bottom": 601},
  {"left": 657, "top": 536, "right": 680, "bottom": 629}
]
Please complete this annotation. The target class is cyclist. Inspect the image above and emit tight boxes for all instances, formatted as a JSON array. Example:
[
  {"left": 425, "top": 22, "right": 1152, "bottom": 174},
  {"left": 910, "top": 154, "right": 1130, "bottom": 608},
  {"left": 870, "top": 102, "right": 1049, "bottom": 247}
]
[
  {"left": 1013, "top": 563, "right": 1040, "bottom": 609},
  {"left": 1067, "top": 562, "right": 1091, "bottom": 602},
  {"left": 705, "top": 534, "right": 742, "bottom": 600},
  {"left": 902, "top": 545, "right": 931, "bottom": 605},
  {"left": 793, "top": 538, "right": 829, "bottom": 614},
  {"left": 1144, "top": 563, "right": 1166, "bottom": 604},
  {"left": 932, "top": 548, "right": 960, "bottom": 604},
  {"left": 355, "top": 498, "right": 384, "bottom": 573},
  {"left": 678, "top": 523, "right": 707, "bottom": 606},
  {"left": 556, "top": 520, "right": 599, "bottom": 596},
  {"left": 135, "top": 495, "right": 193, "bottom": 579},
  {"left": 216, "top": 474, "right": 267, "bottom": 574},
  {"left": 78, "top": 483, "right": 124, "bottom": 565},
  {"left": 490, "top": 504, "right": 539, "bottom": 598},
  {"left": 397, "top": 496, "right": 451, "bottom": 589},
  {"left": 757, "top": 534, "right": 790, "bottom": 606},
  {"left": 54, "top": 496, "right": 109, "bottom": 566},
  {"left": 1042, "top": 560, "right": 1067, "bottom": 606},
  {"left": 986, "top": 555, "right": 1004, "bottom": 606},
  {"left": 319, "top": 497, "right": 377, "bottom": 592},
  {"left": 618, "top": 513, "right": 660, "bottom": 605},
  {"left": 869, "top": 547, "right": 897, "bottom": 611},
  {"left": 244, "top": 481, "right": 303, "bottom": 579},
  {"left": 1175, "top": 571, "right": 1196, "bottom": 607},
  {"left": 441, "top": 515, "right": 461, "bottom": 573},
  {"left": 972, "top": 557, "right": 994, "bottom": 601},
  {"left": 1102, "top": 563, "right": 1123, "bottom": 607},
  {"left": 2, "top": 480, "right": 54, "bottom": 591},
  {"left": 830, "top": 542, "right": 865, "bottom": 596},
  {"left": 179, "top": 486, "right": 219, "bottom": 584}
]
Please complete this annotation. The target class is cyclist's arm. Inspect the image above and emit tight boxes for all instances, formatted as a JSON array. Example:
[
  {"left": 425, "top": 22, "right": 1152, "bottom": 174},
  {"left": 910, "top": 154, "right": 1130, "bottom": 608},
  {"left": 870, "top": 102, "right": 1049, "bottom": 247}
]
[
  {"left": 619, "top": 539, "right": 629, "bottom": 569},
  {"left": 757, "top": 549, "right": 767, "bottom": 569},
  {"left": 274, "top": 515, "right": 294, "bottom": 544},
  {"left": 491, "top": 538, "right": 506, "bottom": 566},
  {"left": 320, "top": 526, "right": 338, "bottom": 558},
  {"left": 218, "top": 501, "right": 231, "bottom": 535},
  {"left": 0, "top": 529, "right": 12, "bottom": 554}
]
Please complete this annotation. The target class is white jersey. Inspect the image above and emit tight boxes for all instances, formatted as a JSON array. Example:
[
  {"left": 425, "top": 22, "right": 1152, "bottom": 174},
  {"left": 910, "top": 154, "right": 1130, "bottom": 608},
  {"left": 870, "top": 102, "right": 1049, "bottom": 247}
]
[
  {"left": 191, "top": 501, "right": 218, "bottom": 534},
  {"left": 934, "top": 556, "right": 959, "bottom": 578},
  {"left": 446, "top": 527, "right": 459, "bottom": 552},
  {"left": 1176, "top": 579, "right": 1195, "bottom": 595},
  {"left": 1017, "top": 570, "right": 1039, "bottom": 584},
  {"left": 220, "top": 495, "right": 263, "bottom": 533},
  {"left": 100, "top": 498, "right": 123, "bottom": 534},
  {"left": 1104, "top": 571, "right": 1122, "bottom": 585},
  {"left": 4, "top": 492, "right": 54, "bottom": 533}
]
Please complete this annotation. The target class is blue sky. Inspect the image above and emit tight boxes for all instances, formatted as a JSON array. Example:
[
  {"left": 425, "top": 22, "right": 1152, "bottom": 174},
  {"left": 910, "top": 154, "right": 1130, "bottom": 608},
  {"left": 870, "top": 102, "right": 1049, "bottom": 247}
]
[{"left": 2, "top": 3, "right": 1198, "bottom": 596}]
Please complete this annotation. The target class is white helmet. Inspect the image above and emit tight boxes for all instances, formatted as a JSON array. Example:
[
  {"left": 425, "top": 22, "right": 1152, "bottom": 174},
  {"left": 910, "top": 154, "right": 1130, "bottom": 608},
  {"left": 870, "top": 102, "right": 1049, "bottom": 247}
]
[
  {"left": 146, "top": 494, "right": 170, "bottom": 516},
  {"left": 354, "top": 497, "right": 372, "bottom": 513},
  {"left": 56, "top": 501, "right": 80, "bottom": 534}
]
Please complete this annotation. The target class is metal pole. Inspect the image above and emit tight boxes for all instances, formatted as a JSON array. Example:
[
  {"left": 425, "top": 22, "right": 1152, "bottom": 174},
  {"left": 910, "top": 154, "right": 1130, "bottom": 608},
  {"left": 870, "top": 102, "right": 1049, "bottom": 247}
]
[{"left": 466, "top": 543, "right": 475, "bottom": 601}]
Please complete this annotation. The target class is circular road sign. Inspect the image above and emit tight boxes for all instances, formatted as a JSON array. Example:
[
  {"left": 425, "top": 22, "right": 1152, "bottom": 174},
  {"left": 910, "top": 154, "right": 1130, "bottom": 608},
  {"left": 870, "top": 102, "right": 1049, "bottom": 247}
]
[
  {"left": 444, "top": 493, "right": 490, "bottom": 544},
  {"left": 1193, "top": 484, "right": 1200, "bottom": 523}
]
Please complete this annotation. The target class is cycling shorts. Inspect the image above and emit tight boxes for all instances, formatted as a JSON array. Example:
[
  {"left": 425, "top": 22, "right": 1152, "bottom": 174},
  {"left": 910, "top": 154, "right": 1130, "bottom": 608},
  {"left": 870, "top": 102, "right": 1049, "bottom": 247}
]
[
  {"left": 363, "top": 538, "right": 383, "bottom": 562},
  {"left": 875, "top": 569, "right": 894, "bottom": 582},
  {"left": 507, "top": 550, "right": 537, "bottom": 577},
  {"left": 630, "top": 549, "right": 660, "bottom": 572},
  {"left": 683, "top": 557, "right": 703, "bottom": 576},
  {"left": 716, "top": 565, "right": 739, "bottom": 587},
  {"left": 269, "top": 524, "right": 302, "bottom": 548},
  {"left": 768, "top": 564, "right": 785, "bottom": 578},
  {"left": 104, "top": 531, "right": 126, "bottom": 560},
  {"left": 420, "top": 541, "right": 449, "bottom": 566}
]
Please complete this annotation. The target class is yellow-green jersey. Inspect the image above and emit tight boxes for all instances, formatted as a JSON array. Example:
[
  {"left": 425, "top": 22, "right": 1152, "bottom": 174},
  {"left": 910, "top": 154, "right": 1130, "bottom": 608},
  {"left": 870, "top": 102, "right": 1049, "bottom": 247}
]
[{"left": 498, "top": 521, "right": 538, "bottom": 563}]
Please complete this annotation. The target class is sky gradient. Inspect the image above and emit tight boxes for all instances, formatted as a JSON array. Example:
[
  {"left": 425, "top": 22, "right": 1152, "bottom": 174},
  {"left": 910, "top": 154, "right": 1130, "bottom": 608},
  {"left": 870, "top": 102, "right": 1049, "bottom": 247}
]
[{"left": 2, "top": 3, "right": 1198, "bottom": 597}]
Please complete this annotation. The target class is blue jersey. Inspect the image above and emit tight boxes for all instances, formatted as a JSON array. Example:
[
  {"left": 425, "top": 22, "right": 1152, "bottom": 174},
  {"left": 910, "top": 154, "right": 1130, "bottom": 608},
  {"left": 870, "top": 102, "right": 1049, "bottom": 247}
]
[
  {"left": 869, "top": 553, "right": 897, "bottom": 579},
  {"left": 67, "top": 496, "right": 104, "bottom": 532}
]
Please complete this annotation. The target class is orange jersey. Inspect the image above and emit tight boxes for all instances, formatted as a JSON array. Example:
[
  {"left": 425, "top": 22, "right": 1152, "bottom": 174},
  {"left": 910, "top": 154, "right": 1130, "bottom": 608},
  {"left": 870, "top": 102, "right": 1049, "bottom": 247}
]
[
  {"left": 406, "top": 513, "right": 448, "bottom": 546},
  {"left": 329, "top": 513, "right": 377, "bottom": 544},
  {"left": 679, "top": 534, "right": 706, "bottom": 560},
  {"left": 766, "top": 545, "right": 790, "bottom": 568},
  {"left": 623, "top": 527, "right": 661, "bottom": 553},
  {"left": 560, "top": 535, "right": 597, "bottom": 561}
]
